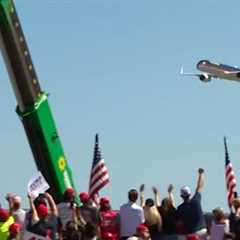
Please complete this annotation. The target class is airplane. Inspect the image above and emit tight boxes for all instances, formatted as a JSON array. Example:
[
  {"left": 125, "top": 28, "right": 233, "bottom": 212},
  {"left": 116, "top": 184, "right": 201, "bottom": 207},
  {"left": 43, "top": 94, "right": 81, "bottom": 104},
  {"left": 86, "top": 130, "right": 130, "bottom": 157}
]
[{"left": 181, "top": 59, "right": 240, "bottom": 82}]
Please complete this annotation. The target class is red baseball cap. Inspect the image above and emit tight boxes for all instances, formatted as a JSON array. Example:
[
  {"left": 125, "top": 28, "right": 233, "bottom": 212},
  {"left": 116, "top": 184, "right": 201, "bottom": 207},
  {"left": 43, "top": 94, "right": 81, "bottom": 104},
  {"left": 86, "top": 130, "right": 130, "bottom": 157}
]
[
  {"left": 79, "top": 192, "right": 90, "bottom": 203},
  {"left": 186, "top": 234, "right": 200, "bottom": 240},
  {"left": 136, "top": 224, "right": 149, "bottom": 234},
  {"left": 9, "top": 223, "right": 21, "bottom": 236},
  {"left": 100, "top": 197, "right": 110, "bottom": 206},
  {"left": 37, "top": 204, "right": 49, "bottom": 218},
  {"left": 65, "top": 188, "right": 75, "bottom": 197},
  {"left": 0, "top": 208, "right": 9, "bottom": 222}
]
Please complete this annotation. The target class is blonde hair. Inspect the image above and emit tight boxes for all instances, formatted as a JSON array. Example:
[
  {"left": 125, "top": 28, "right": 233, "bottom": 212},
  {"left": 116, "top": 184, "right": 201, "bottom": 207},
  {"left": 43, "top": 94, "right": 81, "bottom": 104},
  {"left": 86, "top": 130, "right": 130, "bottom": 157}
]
[
  {"left": 232, "top": 198, "right": 240, "bottom": 210},
  {"left": 144, "top": 206, "right": 161, "bottom": 226}
]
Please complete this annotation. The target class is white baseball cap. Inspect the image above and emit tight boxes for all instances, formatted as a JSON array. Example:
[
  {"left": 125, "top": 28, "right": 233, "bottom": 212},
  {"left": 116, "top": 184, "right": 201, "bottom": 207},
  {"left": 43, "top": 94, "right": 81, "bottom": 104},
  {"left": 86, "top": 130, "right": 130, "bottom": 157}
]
[{"left": 180, "top": 186, "right": 191, "bottom": 197}]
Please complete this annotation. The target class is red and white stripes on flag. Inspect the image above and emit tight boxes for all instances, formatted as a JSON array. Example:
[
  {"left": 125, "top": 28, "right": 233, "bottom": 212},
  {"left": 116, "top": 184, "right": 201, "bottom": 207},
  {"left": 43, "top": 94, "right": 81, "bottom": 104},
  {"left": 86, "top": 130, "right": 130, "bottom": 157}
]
[
  {"left": 89, "top": 134, "right": 110, "bottom": 200},
  {"left": 224, "top": 137, "right": 238, "bottom": 207}
]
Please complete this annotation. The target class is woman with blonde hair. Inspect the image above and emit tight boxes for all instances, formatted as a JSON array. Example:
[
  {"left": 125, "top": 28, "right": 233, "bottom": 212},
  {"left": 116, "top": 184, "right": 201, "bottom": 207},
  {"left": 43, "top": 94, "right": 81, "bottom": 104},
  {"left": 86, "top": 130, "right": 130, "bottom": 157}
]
[{"left": 139, "top": 185, "right": 162, "bottom": 240}]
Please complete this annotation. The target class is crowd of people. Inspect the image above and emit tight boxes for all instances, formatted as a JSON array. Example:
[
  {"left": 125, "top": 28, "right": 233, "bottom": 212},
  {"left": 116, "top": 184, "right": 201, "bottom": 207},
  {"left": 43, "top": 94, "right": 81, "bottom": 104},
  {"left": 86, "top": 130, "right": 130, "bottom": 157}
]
[{"left": 1, "top": 168, "right": 240, "bottom": 240}]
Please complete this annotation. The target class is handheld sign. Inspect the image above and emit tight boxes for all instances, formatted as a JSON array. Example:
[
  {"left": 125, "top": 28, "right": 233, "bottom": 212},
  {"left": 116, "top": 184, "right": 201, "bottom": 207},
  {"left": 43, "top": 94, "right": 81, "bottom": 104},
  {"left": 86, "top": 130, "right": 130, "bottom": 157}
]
[{"left": 27, "top": 171, "right": 50, "bottom": 200}]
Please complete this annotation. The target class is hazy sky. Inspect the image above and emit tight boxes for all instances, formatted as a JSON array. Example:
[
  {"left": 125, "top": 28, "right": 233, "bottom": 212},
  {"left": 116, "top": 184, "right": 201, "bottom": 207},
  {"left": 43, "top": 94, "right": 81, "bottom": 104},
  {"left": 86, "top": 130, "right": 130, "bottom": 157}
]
[{"left": 1, "top": 0, "right": 240, "bottom": 212}]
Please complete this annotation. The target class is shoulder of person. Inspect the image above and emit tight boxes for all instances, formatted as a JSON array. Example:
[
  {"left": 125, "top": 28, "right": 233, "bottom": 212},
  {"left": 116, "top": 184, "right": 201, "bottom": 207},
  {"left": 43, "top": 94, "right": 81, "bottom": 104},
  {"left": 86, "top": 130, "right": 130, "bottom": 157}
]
[
  {"left": 120, "top": 202, "right": 129, "bottom": 209},
  {"left": 192, "top": 192, "right": 201, "bottom": 201},
  {"left": 21, "top": 208, "right": 26, "bottom": 213},
  {"left": 136, "top": 204, "right": 144, "bottom": 210},
  {"left": 177, "top": 202, "right": 184, "bottom": 210},
  {"left": 134, "top": 205, "right": 144, "bottom": 213}
]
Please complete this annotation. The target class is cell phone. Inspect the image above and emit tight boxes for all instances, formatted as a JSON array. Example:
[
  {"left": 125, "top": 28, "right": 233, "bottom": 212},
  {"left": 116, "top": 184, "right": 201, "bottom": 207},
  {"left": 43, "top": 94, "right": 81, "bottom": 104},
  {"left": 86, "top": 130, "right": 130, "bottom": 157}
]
[{"left": 38, "top": 193, "right": 46, "bottom": 198}]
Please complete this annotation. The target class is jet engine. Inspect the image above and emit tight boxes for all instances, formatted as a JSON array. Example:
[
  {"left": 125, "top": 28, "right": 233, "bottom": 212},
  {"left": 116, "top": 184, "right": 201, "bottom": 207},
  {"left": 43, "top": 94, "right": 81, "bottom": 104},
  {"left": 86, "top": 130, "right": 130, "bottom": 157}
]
[
  {"left": 199, "top": 74, "right": 211, "bottom": 82},
  {"left": 236, "top": 72, "right": 240, "bottom": 78}
]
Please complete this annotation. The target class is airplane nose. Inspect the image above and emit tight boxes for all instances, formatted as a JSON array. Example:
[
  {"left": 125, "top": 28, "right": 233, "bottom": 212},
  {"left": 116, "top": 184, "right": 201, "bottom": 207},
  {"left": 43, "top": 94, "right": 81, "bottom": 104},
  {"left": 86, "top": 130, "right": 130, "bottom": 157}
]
[{"left": 197, "top": 60, "right": 210, "bottom": 70}]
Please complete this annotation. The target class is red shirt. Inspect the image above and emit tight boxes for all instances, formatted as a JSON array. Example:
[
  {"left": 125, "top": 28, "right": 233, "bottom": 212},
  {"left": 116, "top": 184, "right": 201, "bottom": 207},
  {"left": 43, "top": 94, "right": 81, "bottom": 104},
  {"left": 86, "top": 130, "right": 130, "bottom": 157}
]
[{"left": 100, "top": 210, "right": 120, "bottom": 240}]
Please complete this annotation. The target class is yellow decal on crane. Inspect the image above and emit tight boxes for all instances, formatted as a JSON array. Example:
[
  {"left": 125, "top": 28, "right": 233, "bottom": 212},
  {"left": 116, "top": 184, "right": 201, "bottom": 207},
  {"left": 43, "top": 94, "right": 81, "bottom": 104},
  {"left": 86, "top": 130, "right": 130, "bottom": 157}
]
[{"left": 58, "top": 156, "right": 66, "bottom": 172}]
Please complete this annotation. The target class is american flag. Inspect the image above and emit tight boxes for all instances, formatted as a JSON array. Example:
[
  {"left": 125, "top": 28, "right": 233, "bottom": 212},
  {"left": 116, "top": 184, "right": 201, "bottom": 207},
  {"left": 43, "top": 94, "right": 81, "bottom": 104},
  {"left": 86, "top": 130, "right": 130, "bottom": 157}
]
[
  {"left": 224, "top": 136, "right": 237, "bottom": 207},
  {"left": 89, "top": 134, "right": 110, "bottom": 200}
]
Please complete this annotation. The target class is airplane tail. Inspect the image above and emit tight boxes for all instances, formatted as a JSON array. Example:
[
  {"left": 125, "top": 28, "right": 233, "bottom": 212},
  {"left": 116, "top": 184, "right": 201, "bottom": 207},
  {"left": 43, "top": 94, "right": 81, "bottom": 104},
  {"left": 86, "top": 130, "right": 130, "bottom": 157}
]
[{"left": 180, "top": 66, "right": 184, "bottom": 75}]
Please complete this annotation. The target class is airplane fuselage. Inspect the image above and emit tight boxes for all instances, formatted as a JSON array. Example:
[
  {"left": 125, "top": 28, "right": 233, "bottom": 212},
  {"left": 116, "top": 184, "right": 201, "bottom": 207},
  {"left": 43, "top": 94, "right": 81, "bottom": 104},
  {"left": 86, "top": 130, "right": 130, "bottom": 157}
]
[{"left": 196, "top": 60, "right": 240, "bottom": 81}]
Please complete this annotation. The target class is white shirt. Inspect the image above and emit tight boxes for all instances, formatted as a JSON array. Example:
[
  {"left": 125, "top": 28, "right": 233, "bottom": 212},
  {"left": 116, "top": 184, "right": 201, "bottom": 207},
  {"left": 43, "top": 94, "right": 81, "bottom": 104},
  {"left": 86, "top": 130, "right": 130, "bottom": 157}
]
[
  {"left": 210, "top": 220, "right": 229, "bottom": 240},
  {"left": 120, "top": 201, "right": 145, "bottom": 237},
  {"left": 12, "top": 208, "right": 26, "bottom": 225},
  {"left": 57, "top": 202, "right": 75, "bottom": 228}
]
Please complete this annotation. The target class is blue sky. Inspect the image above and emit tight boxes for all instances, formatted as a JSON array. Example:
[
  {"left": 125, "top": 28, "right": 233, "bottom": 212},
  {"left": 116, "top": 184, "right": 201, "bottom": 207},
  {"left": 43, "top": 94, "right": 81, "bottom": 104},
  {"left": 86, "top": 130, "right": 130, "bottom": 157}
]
[{"left": 1, "top": 0, "right": 240, "bottom": 212}]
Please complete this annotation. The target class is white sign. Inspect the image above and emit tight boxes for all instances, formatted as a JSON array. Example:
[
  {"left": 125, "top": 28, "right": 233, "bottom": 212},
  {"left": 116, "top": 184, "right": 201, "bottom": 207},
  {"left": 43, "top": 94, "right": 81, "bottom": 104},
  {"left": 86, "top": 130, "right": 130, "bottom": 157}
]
[{"left": 27, "top": 171, "right": 50, "bottom": 200}]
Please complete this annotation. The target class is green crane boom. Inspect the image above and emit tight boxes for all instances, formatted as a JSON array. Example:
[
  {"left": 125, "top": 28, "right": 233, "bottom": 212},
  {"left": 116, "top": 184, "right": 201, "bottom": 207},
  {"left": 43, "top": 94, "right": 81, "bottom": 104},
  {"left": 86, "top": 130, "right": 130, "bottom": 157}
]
[{"left": 0, "top": 0, "right": 79, "bottom": 203}]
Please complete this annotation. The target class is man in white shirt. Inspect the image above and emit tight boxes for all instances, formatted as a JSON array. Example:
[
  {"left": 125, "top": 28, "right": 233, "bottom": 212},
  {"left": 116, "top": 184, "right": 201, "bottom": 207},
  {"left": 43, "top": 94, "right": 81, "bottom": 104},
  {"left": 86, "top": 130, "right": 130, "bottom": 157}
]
[
  {"left": 6, "top": 194, "right": 26, "bottom": 226},
  {"left": 57, "top": 188, "right": 76, "bottom": 229},
  {"left": 120, "top": 189, "right": 145, "bottom": 240}
]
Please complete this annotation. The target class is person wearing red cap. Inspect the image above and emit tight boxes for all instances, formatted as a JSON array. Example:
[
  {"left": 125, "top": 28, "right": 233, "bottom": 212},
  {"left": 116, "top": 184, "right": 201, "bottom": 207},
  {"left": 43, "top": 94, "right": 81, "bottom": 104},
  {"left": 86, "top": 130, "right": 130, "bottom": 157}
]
[
  {"left": 57, "top": 188, "right": 77, "bottom": 229},
  {"left": 99, "top": 197, "right": 120, "bottom": 240},
  {"left": 0, "top": 208, "right": 14, "bottom": 240},
  {"left": 26, "top": 192, "right": 60, "bottom": 239},
  {"left": 77, "top": 192, "right": 100, "bottom": 240},
  {"left": 8, "top": 223, "right": 21, "bottom": 240},
  {"left": 136, "top": 224, "right": 151, "bottom": 240},
  {"left": 79, "top": 192, "right": 90, "bottom": 204},
  {"left": 127, "top": 224, "right": 151, "bottom": 240}
]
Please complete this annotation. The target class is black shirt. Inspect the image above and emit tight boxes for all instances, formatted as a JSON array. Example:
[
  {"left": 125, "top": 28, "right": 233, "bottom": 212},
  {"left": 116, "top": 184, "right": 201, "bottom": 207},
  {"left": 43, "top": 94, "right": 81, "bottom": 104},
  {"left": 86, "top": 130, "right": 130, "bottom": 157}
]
[
  {"left": 176, "top": 192, "right": 206, "bottom": 234},
  {"left": 229, "top": 212, "right": 240, "bottom": 240},
  {"left": 158, "top": 206, "right": 177, "bottom": 234}
]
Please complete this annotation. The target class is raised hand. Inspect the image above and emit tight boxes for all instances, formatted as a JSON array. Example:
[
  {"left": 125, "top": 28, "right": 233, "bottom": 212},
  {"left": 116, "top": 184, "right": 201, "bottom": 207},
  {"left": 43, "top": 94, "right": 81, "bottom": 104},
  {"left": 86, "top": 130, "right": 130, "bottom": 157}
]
[
  {"left": 139, "top": 184, "right": 145, "bottom": 193},
  {"left": 167, "top": 184, "right": 174, "bottom": 193},
  {"left": 5, "top": 193, "right": 13, "bottom": 202},
  {"left": 152, "top": 186, "right": 159, "bottom": 195}
]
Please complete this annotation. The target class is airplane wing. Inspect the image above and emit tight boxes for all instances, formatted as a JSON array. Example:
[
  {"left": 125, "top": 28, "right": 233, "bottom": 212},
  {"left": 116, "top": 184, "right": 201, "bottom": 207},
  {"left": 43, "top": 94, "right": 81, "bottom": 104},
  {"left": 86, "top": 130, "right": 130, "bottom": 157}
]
[
  {"left": 180, "top": 67, "right": 217, "bottom": 78},
  {"left": 180, "top": 67, "right": 198, "bottom": 76}
]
